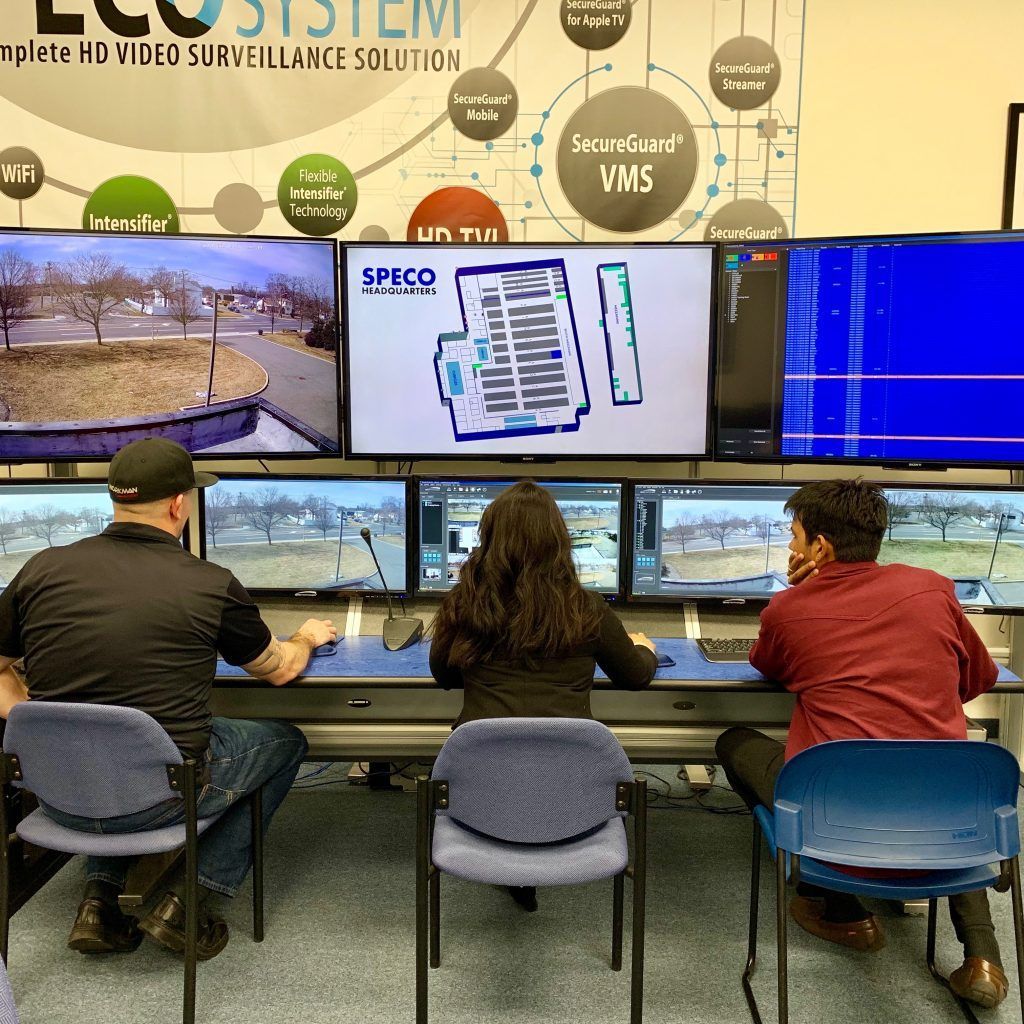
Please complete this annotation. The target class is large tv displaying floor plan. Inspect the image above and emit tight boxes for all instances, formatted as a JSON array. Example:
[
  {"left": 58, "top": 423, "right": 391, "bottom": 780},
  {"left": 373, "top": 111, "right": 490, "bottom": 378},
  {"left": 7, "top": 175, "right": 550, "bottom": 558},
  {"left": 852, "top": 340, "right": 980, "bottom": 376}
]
[{"left": 342, "top": 244, "right": 715, "bottom": 460}]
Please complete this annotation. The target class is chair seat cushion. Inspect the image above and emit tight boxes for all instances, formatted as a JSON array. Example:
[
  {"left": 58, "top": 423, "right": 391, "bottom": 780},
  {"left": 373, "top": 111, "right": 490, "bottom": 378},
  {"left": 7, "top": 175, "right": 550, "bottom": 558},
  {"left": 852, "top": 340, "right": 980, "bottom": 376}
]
[
  {"left": 797, "top": 856, "right": 999, "bottom": 900},
  {"left": 432, "top": 815, "right": 628, "bottom": 886},
  {"left": 16, "top": 808, "right": 221, "bottom": 856}
]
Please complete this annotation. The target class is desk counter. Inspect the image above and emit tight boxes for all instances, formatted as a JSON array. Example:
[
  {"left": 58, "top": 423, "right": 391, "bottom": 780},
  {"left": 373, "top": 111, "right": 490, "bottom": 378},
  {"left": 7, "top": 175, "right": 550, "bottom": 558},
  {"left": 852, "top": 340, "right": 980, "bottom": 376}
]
[{"left": 211, "top": 638, "right": 1022, "bottom": 762}]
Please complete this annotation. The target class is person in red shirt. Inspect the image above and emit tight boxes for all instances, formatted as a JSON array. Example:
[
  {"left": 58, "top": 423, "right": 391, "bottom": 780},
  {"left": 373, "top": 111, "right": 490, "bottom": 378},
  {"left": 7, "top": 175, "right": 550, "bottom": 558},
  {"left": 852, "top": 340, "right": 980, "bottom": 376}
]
[{"left": 716, "top": 479, "right": 1006, "bottom": 1010}]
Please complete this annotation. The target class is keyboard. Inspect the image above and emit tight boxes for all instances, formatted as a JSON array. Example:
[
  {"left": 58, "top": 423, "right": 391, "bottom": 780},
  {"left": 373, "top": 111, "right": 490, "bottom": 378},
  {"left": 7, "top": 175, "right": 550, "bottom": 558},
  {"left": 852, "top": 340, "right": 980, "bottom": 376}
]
[{"left": 696, "top": 637, "right": 757, "bottom": 663}]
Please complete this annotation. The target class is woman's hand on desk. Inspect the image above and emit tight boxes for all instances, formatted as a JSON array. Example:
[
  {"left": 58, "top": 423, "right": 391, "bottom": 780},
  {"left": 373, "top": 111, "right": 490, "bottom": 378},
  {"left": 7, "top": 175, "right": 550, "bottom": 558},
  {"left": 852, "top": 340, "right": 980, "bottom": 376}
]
[{"left": 629, "top": 632, "right": 657, "bottom": 654}]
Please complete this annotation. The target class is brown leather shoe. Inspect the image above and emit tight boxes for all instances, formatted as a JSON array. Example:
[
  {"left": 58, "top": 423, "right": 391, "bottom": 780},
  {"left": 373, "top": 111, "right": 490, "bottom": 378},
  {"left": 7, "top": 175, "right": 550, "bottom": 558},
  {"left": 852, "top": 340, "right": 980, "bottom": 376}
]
[
  {"left": 138, "top": 892, "right": 229, "bottom": 961},
  {"left": 789, "top": 895, "right": 886, "bottom": 952},
  {"left": 949, "top": 957, "right": 1009, "bottom": 1009},
  {"left": 67, "top": 898, "right": 143, "bottom": 954}
]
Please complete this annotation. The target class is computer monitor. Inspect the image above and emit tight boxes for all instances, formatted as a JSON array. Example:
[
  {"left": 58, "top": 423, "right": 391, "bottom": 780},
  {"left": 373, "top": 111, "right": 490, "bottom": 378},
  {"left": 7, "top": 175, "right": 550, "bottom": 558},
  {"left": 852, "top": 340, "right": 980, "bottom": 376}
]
[
  {"left": 342, "top": 243, "right": 715, "bottom": 460},
  {"left": 200, "top": 475, "right": 409, "bottom": 595},
  {"left": 629, "top": 480, "right": 1024, "bottom": 613},
  {"left": 715, "top": 230, "right": 1024, "bottom": 467},
  {"left": 0, "top": 228, "right": 340, "bottom": 460},
  {"left": 415, "top": 477, "right": 624, "bottom": 595},
  {"left": 0, "top": 480, "right": 161, "bottom": 591}
]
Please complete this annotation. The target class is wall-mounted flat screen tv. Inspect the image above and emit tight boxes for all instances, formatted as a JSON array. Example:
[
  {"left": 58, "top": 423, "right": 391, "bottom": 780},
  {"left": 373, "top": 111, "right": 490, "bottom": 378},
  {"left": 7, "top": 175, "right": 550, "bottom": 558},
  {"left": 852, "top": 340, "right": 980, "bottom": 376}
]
[{"left": 0, "top": 229, "right": 340, "bottom": 460}]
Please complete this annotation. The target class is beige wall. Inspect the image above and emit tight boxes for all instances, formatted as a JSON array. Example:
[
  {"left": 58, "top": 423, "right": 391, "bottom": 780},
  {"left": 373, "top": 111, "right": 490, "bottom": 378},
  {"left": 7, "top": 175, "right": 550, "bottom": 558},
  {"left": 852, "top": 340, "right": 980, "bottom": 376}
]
[{"left": 797, "top": 0, "right": 1024, "bottom": 237}]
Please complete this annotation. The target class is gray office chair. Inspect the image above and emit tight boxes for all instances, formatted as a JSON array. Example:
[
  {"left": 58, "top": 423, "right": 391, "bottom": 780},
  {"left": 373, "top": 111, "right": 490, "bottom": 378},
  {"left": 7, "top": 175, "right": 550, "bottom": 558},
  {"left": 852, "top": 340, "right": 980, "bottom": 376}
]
[
  {"left": 416, "top": 717, "right": 648, "bottom": 1024},
  {"left": 0, "top": 702, "right": 266, "bottom": 1024}
]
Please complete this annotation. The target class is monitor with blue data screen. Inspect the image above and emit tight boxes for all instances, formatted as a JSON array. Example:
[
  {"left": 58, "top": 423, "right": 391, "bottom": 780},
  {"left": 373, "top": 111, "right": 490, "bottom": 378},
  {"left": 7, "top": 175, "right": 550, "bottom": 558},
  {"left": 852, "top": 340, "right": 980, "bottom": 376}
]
[
  {"left": 629, "top": 480, "right": 1024, "bottom": 612},
  {"left": 415, "top": 477, "right": 623, "bottom": 595},
  {"left": 715, "top": 230, "right": 1024, "bottom": 467}
]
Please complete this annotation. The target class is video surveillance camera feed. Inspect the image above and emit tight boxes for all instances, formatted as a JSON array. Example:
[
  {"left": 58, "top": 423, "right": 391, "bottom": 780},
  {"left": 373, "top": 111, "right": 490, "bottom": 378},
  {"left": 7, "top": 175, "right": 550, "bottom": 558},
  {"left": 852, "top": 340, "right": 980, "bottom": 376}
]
[
  {"left": 0, "top": 483, "right": 116, "bottom": 591},
  {"left": 631, "top": 482, "right": 1024, "bottom": 609},
  {"left": 202, "top": 477, "right": 407, "bottom": 593},
  {"left": 0, "top": 230, "right": 339, "bottom": 459},
  {"left": 344, "top": 244, "right": 714, "bottom": 459},
  {"left": 417, "top": 479, "right": 622, "bottom": 594}
]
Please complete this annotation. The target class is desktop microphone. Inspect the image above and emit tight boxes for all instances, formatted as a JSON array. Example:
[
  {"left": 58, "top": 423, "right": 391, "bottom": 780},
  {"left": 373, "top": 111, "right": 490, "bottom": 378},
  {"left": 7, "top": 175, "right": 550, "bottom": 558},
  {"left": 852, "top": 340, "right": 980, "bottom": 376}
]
[{"left": 359, "top": 526, "right": 424, "bottom": 651}]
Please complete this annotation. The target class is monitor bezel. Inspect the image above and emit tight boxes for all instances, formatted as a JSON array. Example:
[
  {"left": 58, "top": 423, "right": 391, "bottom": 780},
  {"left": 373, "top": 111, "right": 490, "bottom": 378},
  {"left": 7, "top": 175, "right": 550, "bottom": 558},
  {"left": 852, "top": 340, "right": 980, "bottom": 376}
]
[
  {"left": 625, "top": 476, "right": 1024, "bottom": 614},
  {"left": 197, "top": 472, "right": 412, "bottom": 597},
  {"left": 0, "top": 476, "right": 195, "bottom": 557},
  {"left": 341, "top": 241, "right": 718, "bottom": 462},
  {"left": 0, "top": 226, "right": 342, "bottom": 464},
  {"left": 411, "top": 473, "right": 628, "bottom": 599},
  {"left": 712, "top": 227, "right": 1024, "bottom": 470}
]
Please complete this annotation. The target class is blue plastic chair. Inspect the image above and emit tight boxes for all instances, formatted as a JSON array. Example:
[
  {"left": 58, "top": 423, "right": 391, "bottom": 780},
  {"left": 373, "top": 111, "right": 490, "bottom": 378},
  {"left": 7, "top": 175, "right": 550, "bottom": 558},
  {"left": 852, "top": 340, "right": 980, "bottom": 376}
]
[
  {"left": 0, "top": 702, "right": 267, "bottom": 1024},
  {"left": 743, "top": 739, "right": 1024, "bottom": 1024},
  {"left": 415, "top": 718, "right": 648, "bottom": 1024}
]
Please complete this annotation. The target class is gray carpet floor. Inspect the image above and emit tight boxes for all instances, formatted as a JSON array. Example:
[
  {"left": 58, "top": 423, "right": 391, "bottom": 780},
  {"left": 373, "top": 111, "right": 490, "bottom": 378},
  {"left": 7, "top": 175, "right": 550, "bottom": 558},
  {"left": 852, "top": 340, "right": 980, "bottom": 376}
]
[{"left": 6, "top": 765, "right": 1022, "bottom": 1024}]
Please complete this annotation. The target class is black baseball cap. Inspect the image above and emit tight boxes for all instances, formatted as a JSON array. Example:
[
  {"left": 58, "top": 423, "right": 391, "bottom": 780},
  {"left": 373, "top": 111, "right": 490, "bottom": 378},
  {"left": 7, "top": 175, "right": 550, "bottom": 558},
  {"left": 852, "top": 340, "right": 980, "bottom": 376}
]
[{"left": 108, "top": 438, "right": 217, "bottom": 503}]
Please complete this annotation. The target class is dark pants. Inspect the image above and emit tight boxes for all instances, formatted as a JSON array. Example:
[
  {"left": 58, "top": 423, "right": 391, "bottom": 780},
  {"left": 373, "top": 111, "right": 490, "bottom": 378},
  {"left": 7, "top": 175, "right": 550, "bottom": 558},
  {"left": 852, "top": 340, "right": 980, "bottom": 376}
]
[
  {"left": 43, "top": 717, "right": 308, "bottom": 898},
  {"left": 715, "top": 726, "right": 1000, "bottom": 963}
]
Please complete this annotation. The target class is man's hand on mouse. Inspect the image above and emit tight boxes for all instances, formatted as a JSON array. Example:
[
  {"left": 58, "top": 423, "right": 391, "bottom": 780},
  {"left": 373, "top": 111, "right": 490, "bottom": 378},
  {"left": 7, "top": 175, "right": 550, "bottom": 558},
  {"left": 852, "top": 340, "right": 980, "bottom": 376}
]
[
  {"left": 299, "top": 618, "right": 337, "bottom": 647},
  {"left": 787, "top": 552, "right": 819, "bottom": 586}
]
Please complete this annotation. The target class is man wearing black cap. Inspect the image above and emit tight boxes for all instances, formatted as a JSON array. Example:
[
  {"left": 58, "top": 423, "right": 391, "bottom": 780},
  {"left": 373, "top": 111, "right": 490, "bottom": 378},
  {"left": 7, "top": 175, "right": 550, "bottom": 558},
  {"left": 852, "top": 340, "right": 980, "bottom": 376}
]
[{"left": 0, "top": 438, "right": 336, "bottom": 961}]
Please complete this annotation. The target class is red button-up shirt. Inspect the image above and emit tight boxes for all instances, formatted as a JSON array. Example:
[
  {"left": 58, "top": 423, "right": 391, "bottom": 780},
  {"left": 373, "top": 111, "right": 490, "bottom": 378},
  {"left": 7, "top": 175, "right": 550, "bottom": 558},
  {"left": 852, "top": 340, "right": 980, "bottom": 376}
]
[{"left": 750, "top": 560, "right": 998, "bottom": 761}]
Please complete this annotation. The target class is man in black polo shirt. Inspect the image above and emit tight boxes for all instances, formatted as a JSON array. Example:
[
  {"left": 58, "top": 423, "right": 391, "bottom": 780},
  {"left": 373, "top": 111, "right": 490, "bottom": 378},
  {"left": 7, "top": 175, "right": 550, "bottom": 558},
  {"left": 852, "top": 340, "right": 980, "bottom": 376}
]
[{"left": 0, "top": 438, "right": 336, "bottom": 961}]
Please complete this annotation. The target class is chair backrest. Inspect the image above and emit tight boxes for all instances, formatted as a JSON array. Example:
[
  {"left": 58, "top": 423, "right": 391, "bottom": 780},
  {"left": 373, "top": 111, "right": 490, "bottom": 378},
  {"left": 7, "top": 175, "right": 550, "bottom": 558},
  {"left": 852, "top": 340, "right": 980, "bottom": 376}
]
[
  {"left": 431, "top": 718, "right": 634, "bottom": 844},
  {"left": 773, "top": 739, "right": 1021, "bottom": 870},
  {"left": 3, "top": 702, "right": 183, "bottom": 819}
]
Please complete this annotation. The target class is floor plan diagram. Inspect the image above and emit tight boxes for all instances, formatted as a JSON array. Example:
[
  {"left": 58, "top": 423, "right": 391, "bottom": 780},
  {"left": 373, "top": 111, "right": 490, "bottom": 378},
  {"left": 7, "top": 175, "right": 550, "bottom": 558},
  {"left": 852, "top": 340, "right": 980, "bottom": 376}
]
[{"left": 434, "top": 259, "right": 591, "bottom": 442}]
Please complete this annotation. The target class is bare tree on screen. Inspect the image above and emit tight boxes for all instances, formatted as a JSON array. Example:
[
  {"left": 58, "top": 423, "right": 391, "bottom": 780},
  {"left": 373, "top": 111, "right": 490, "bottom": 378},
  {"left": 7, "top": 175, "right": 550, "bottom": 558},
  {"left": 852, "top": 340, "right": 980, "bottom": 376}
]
[
  {"left": 669, "top": 513, "right": 700, "bottom": 553},
  {"left": 918, "top": 493, "right": 970, "bottom": 543},
  {"left": 52, "top": 253, "right": 130, "bottom": 344},
  {"left": 884, "top": 492, "right": 914, "bottom": 541},
  {"left": 204, "top": 488, "right": 236, "bottom": 549},
  {"left": 21, "top": 505, "right": 73, "bottom": 547},
  {"left": 237, "top": 488, "right": 300, "bottom": 545},
  {"left": 699, "top": 511, "right": 745, "bottom": 550},
  {"left": 166, "top": 271, "right": 204, "bottom": 341},
  {"left": 302, "top": 494, "right": 336, "bottom": 541},
  {"left": 0, "top": 508, "right": 19, "bottom": 555},
  {"left": 0, "top": 248, "right": 37, "bottom": 352}
]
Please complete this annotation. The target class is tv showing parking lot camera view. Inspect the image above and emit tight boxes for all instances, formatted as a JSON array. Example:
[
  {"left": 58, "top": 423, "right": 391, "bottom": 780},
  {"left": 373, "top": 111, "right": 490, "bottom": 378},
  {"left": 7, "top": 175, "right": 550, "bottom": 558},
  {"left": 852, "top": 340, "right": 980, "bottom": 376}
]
[
  {"left": 629, "top": 480, "right": 1024, "bottom": 612},
  {"left": 200, "top": 476, "right": 408, "bottom": 595},
  {"left": 0, "top": 229, "right": 340, "bottom": 460},
  {"left": 0, "top": 481, "right": 191, "bottom": 592}
]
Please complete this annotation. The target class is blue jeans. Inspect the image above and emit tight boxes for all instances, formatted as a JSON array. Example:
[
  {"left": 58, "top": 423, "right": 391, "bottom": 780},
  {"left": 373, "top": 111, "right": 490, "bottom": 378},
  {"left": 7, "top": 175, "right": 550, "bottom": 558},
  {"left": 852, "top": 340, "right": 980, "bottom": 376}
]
[{"left": 42, "top": 718, "right": 308, "bottom": 898}]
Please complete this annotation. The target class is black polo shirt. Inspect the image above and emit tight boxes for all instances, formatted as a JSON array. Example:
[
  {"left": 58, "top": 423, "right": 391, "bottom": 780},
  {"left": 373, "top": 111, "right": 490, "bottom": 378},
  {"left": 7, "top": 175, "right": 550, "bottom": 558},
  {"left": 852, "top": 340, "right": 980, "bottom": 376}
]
[{"left": 0, "top": 522, "right": 272, "bottom": 759}]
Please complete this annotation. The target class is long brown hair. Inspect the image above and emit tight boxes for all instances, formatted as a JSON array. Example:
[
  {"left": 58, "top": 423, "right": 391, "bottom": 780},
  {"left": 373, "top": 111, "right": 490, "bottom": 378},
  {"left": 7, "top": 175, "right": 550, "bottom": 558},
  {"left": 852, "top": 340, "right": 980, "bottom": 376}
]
[{"left": 430, "top": 480, "right": 603, "bottom": 668}]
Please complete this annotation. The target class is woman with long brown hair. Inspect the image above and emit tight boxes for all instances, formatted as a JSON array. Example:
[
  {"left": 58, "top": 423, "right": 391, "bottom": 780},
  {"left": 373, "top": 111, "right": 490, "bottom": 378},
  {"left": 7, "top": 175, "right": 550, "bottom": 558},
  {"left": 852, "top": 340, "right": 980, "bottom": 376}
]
[{"left": 428, "top": 481, "right": 657, "bottom": 910}]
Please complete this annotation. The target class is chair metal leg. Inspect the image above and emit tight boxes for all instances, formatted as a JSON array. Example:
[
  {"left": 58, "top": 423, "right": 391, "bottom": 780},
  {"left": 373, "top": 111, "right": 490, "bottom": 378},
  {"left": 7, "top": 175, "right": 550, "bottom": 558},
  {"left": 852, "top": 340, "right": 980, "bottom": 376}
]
[
  {"left": 776, "top": 853, "right": 788, "bottom": 1024},
  {"left": 251, "top": 786, "right": 264, "bottom": 943},
  {"left": 630, "top": 779, "right": 647, "bottom": 1024},
  {"left": 183, "top": 761, "right": 199, "bottom": 1024},
  {"left": 926, "top": 895, "right": 981, "bottom": 1024},
  {"left": 415, "top": 777, "right": 431, "bottom": 1024},
  {"left": 0, "top": 783, "right": 9, "bottom": 965},
  {"left": 741, "top": 820, "right": 763, "bottom": 1024},
  {"left": 1010, "top": 858, "right": 1024, "bottom": 1024},
  {"left": 429, "top": 868, "right": 440, "bottom": 969},
  {"left": 612, "top": 872, "right": 624, "bottom": 972}
]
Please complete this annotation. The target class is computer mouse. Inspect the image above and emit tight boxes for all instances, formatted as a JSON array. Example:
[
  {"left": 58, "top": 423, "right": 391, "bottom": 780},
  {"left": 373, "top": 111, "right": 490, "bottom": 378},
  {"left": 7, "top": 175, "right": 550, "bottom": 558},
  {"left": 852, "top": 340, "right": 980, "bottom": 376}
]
[{"left": 313, "top": 640, "right": 341, "bottom": 657}]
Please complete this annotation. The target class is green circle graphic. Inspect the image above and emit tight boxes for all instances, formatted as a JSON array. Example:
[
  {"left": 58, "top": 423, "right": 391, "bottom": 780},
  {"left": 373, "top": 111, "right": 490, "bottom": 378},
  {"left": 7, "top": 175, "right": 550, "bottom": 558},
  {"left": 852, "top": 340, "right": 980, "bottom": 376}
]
[
  {"left": 278, "top": 155, "right": 357, "bottom": 237},
  {"left": 82, "top": 175, "right": 180, "bottom": 234}
]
